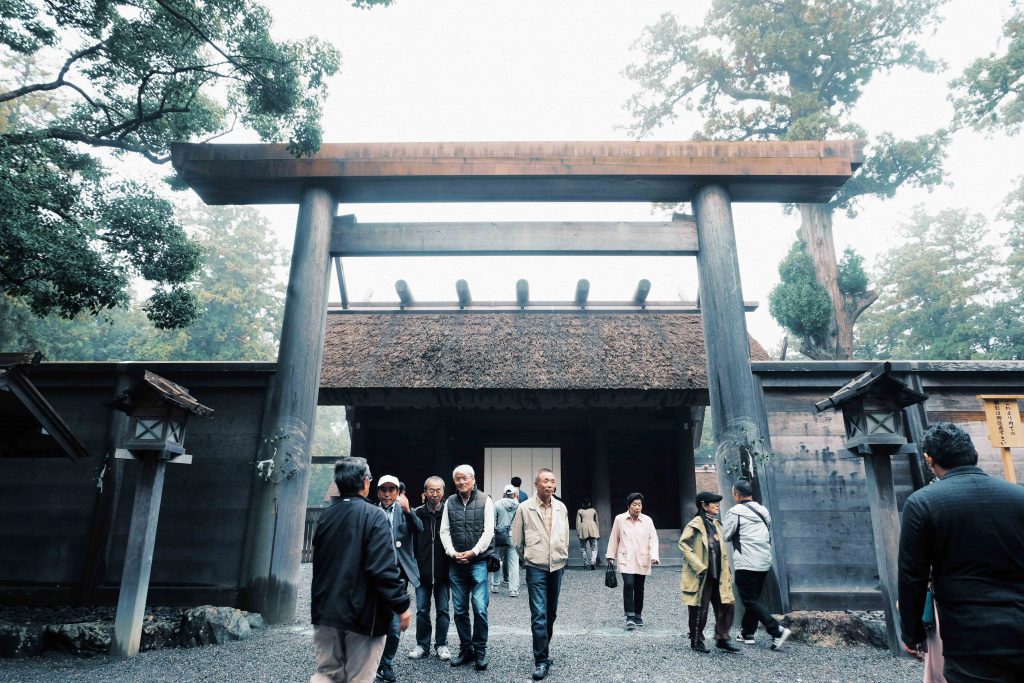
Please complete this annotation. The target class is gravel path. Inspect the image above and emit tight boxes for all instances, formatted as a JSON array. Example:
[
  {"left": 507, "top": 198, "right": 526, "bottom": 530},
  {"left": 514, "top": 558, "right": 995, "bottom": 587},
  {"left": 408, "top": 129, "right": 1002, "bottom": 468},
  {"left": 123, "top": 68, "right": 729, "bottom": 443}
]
[{"left": 2, "top": 565, "right": 924, "bottom": 683}]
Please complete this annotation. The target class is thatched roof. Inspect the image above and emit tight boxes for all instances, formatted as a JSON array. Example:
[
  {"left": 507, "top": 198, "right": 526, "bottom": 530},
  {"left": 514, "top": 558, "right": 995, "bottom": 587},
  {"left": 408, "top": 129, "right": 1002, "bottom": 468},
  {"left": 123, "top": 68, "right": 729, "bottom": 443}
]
[{"left": 321, "top": 313, "right": 769, "bottom": 392}]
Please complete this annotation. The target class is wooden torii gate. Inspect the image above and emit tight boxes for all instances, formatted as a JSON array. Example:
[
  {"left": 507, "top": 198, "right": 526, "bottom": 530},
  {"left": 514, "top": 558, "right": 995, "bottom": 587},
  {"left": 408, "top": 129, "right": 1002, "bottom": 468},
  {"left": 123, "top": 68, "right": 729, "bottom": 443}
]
[{"left": 172, "top": 140, "right": 863, "bottom": 623}]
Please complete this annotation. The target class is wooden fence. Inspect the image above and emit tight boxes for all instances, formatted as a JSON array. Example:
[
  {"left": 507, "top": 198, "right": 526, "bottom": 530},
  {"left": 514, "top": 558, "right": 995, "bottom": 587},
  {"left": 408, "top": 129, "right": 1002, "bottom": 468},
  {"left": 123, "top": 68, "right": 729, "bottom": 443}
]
[{"left": 302, "top": 507, "right": 324, "bottom": 563}]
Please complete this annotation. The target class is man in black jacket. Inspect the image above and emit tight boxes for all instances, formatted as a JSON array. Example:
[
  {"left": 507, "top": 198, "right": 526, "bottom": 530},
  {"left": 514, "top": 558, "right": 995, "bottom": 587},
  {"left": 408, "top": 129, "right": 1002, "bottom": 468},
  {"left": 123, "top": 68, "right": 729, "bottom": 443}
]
[
  {"left": 898, "top": 422, "right": 1024, "bottom": 682},
  {"left": 312, "top": 457, "right": 411, "bottom": 683},
  {"left": 408, "top": 476, "right": 452, "bottom": 661},
  {"left": 375, "top": 475, "right": 422, "bottom": 682}
]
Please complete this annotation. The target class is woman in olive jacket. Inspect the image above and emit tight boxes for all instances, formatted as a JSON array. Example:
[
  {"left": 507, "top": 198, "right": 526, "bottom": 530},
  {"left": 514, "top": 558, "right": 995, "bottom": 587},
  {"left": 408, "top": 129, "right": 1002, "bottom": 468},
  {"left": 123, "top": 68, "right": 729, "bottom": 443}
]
[{"left": 678, "top": 491, "right": 739, "bottom": 654}]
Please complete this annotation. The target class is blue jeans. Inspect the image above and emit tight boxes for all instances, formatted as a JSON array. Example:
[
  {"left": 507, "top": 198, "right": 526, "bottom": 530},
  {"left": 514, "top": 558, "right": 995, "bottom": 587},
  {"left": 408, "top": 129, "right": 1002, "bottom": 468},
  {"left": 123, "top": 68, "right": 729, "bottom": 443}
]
[
  {"left": 415, "top": 580, "right": 451, "bottom": 651},
  {"left": 526, "top": 566, "right": 563, "bottom": 664},
  {"left": 449, "top": 561, "right": 489, "bottom": 656},
  {"left": 379, "top": 580, "right": 408, "bottom": 667}
]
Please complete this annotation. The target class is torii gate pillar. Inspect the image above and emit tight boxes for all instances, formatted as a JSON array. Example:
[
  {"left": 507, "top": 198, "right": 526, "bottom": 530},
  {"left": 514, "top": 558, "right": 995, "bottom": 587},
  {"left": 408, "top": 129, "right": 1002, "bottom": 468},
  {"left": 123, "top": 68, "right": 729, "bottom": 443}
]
[
  {"left": 693, "top": 185, "right": 789, "bottom": 611},
  {"left": 246, "top": 186, "right": 336, "bottom": 624}
]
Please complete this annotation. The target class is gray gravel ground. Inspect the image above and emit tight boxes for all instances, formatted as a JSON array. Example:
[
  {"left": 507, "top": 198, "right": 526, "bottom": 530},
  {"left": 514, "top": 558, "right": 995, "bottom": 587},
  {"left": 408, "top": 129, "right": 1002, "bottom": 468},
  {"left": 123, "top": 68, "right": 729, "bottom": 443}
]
[{"left": 2, "top": 564, "right": 924, "bottom": 683}]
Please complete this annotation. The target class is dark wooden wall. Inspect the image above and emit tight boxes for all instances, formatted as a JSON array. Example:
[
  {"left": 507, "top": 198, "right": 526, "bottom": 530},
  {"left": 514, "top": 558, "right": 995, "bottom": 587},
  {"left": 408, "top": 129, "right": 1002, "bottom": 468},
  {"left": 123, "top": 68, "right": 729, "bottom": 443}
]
[
  {"left": 753, "top": 361, "right": 1024, "bottom": 610},
  {"left": 0, "top": 363, "right": 274, "bottom": 607}
]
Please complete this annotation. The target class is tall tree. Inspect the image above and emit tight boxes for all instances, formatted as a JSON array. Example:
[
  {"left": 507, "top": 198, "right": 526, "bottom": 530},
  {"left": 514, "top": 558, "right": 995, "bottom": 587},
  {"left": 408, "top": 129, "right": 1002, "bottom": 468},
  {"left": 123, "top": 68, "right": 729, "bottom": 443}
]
[
  {"left": 624, "top": 0, "right": 949, "bottom": 359},
  {"left": 987, "top": 178, "right": 1024, "bottom": 358},
  {"left": 0, "top": 204, "right": 286, "bottom": 361},
  {"left": 951, "top": 2, "right": 1024, "bottom": 133},
  {"left": 854, "top": 207, "right": 997, "bottom": 359},
  {"left": 0, "top": 0, "right": 386, "bottom": 328}
]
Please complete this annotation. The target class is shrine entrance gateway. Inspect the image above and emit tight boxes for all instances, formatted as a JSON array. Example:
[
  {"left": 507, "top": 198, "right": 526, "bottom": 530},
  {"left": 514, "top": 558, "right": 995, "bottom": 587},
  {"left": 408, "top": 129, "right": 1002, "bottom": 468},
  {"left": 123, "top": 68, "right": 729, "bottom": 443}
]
[{"left": 172, "top": 140, "right": 864, "bottom": 623}]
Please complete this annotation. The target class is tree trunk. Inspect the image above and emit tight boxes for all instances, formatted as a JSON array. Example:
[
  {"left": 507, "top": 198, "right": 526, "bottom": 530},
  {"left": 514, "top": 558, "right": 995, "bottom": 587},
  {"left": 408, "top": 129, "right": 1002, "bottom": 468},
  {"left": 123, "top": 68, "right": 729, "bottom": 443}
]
[{"left": 797, "top": 203, "right": 876, "bottom": 359}]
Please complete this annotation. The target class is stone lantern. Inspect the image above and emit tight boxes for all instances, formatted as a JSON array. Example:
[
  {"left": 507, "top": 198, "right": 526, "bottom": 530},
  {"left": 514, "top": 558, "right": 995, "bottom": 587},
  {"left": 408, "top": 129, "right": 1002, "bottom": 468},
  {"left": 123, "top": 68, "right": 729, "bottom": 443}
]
[
  {"left": 815, "top": 361, "right": 927, "bottom": 656},
  {"left": 106, "top": 371, "right": 213, "bottom": 657}
]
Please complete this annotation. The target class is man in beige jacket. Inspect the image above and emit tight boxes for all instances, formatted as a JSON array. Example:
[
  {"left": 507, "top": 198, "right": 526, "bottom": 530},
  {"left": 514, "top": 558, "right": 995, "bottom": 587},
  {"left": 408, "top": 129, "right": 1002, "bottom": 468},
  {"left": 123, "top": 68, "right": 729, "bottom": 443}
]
[{"left": 511, "top": 468, "right": 569, "bottom": 681}]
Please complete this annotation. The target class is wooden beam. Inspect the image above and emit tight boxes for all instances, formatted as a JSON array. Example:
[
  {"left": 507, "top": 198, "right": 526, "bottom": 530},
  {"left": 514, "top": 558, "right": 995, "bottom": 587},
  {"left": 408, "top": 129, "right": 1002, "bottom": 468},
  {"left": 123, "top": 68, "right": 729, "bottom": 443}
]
[
  {"left": 455, "top": 279, "right": 471, "bottom": 308},
  {"left": 575, "top": 279, "right": 590, "bottom": 306},
  {"left": 172, "top": 140, "right": 864, "bottom": 205},
  {"left": 326, "top": 300, "right": 759, "bottom": 313},
  {"left": 634, "top": 279, "right": 651, "bottom": 305},
  {"left": 395, "top": 279, "right": 414, "bottom": 305},
  {"left": 516, "top": 279, "right": 529, "bottom": 307},
  {"left": 333, "top": 257, "right": 348, "bottom": 309},
  {"left": 329, "top": 220, "right": 699, "bottom": 256}
]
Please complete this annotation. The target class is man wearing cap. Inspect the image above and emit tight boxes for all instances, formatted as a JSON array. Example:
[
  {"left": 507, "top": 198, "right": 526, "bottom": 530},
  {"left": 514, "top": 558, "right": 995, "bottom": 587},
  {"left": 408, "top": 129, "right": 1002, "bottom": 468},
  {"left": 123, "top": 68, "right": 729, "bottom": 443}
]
[
  {"left": 311, "top": 457, "right": 411, "bottom": 683},
  {"left": 492, "top": 485, "right": 522, "bottom": 597},
  {"left": 375, "top": 475, "right": 423, "bottom": 683},
  {"left": 679, "top": 491, "right": 740, "bottom": 654},
  {"left": 722, "top": 479, "right": 792, "bottom": 651},
  {"left": 440, "top": 464, "right": 495, "bottom": 671}
]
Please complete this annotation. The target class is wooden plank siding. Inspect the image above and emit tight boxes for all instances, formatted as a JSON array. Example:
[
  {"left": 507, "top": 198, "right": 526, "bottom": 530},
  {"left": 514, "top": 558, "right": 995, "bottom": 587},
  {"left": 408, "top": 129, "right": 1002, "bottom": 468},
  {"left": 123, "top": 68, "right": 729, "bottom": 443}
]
[{"left": 753, "top": 361, "right": 1024, "bottom": 610}]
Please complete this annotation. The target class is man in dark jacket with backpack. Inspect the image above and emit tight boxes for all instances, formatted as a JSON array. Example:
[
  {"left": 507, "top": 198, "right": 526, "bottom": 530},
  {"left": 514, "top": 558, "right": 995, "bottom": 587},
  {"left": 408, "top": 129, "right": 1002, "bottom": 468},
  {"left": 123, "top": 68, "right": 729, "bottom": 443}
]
[
  {"left": 311, "top": 457, "right": 411, "bottom": 683},
  {"left": 407, "top": 475, "right": 452, "bottom": 662}
]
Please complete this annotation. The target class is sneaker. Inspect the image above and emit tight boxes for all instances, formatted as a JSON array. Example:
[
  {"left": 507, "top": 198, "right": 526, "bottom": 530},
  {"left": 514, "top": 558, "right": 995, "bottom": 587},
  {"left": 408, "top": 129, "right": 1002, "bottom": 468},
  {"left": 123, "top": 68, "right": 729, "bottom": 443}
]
[
  {"left": 474, "top": 653, "right": 489, "bottom": 671},
  {"left": 490, "top": 584, "right": 499, "bottom": 593},
  {"left": 716, "top": 639, "right": 742, "bottom": 654},
  {"left": 451, "top": 648, "right": 475, "bottom": 667},
  {"left": 691, "top": 639, "right": 710, "bottom": 653},
  {"left": 436, "top": 645, "right": 452, "bottom": 661},
  {"left": 407, "top": 645, "right": 427, "bottom": 659},
  {"left": 633, "top": 615, "right": 645, "bottom": 627},
  {"left": 736, "top": 633, "right": 756, "bottom": 644},
  {"left": 625, "top": 617, "right": 636, "bottom": 631},
  {"left": 376, "top": 664, "right": 398, "bottom": 682},
  {"left": 771, "top": 627, "right": 792, "bottom": 651},
  {"left": 509, "top": 590, "right": 519, "bottom": 598}
]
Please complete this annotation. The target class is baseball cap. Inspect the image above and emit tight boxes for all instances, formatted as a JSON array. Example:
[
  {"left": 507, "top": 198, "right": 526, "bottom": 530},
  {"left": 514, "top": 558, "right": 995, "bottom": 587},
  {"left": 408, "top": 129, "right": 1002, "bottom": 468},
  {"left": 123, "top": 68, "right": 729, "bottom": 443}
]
[
  {"left": 503, "top": 484, "right": 516, "bottom": 494},
  {"left": 377, "top": 475, "right": 400, "bottom": 489}
]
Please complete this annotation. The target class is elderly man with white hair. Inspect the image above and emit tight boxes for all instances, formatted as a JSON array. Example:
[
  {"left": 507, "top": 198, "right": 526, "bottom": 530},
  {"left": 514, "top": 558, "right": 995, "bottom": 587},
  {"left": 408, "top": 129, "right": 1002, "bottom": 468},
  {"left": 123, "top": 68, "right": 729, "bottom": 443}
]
[{"left": 439, "top": 464, "right": 495, "bottom": 671}]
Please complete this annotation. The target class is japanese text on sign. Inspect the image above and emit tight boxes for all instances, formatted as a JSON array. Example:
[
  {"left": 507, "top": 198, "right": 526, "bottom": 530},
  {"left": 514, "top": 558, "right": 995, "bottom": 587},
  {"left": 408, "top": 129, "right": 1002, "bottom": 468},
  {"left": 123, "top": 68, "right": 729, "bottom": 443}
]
[{"left": 979, "top": 397, "right": 1024, "bottom": 448}]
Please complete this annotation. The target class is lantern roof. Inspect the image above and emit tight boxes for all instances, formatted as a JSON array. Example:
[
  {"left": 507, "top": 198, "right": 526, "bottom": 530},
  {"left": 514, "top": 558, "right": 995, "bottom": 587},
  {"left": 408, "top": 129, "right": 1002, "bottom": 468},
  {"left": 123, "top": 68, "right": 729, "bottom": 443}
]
[
  {"left": 813, "top": 361, "right": 928, "bottom": 413},
  {"left": 107, "top": 370, "right": 214, "bottom": 418}
]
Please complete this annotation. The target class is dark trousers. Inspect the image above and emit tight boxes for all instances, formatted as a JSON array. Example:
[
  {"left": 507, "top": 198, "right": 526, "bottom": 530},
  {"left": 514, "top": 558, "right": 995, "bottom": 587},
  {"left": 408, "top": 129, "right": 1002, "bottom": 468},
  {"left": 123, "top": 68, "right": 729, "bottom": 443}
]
[
  {"left": 380, "top": 579, "right": 407, "bottom": 667},
  {"left": 688, "top": 578, "right": 734, "bottom": 643},
  {"left": 734, "top": 569, "right": 782, "bottom": 637},
  {"left": 415, "top": 579, "right": 450, "bottom": 651},
  {"left": 621, "top": 572, "right": 646, "bottom": 616},
  {"left": 945, "top": 654, "right": 1024, "bottom": 683},
  {"left": 526, "top": 566, "right": 564, "bottom": 665},
  {"left": 450, "top": 561, "right": 489, "bottom": 656}
]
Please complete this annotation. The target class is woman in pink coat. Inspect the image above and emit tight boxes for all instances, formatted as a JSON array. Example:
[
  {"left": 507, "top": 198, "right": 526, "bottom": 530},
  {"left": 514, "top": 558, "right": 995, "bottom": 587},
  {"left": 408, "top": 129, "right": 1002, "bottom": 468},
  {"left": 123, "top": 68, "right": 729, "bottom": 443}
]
[{"left": 606, "top": 492, "right": 660, "bottom": 630}]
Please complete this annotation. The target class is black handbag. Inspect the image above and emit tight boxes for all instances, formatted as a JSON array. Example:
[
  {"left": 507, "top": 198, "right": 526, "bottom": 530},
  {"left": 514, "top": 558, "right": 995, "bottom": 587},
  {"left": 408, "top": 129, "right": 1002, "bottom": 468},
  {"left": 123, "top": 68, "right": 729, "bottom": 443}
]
[
  {"left": 605, "top": 566, "right": 618, "bottom": 589},
  {"left": 486, "top": 554, "right": 501, "bottom": 573}
]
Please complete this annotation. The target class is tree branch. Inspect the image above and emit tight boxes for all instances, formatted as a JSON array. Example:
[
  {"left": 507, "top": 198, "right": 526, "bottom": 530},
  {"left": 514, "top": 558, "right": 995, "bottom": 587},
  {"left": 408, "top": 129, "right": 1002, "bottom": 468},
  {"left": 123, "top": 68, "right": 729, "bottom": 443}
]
[{"left": 0, "top": 42, "right": 105, "bottom": 104}]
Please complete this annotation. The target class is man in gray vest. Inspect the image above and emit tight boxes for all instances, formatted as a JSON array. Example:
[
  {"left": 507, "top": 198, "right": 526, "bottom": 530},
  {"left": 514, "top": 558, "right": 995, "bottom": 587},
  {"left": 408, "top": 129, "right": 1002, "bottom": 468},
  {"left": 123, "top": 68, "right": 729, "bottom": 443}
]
[
  {"left": 721, "top": 479, "right": 791, "bottom": 651},
  {"left": 440, "top": 464, "right": 494, "bottom": 671},
  {"left": 492, "top": 485, "right": 521, "bottom": 597}
]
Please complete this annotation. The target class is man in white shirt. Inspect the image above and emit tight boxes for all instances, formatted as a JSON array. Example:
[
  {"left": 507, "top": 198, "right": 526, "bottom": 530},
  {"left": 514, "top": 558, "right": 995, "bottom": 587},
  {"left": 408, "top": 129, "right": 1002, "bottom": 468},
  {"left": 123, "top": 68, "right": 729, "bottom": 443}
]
[{"left": 439, "top": 464, "right": 494, "bottom": 671}]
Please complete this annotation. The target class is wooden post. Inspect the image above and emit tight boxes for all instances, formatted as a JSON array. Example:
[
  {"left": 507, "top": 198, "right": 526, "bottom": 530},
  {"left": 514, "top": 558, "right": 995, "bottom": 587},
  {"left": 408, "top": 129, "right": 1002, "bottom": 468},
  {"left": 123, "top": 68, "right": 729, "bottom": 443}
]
[
  {"left": 1002, "top": 448, "right": 1017, "bottom": 484},
  {"left": 589, "top": 410, "right": 612, "bottom": 561},
  {"left": 862, "top": 452, "right": 903, "bottom": 656},
  {"left": 456, "top": 280, "right": 471, "bottom": 308},
  {"left": 575, "top": 279, "right": 590, "bottom": 306},
  {"left": 692, "top": 188, "right": 774, "bottom": 520},
  {"left": 516, "top": 279, "right": 529, "bottom": 308},
  {"left": 111, "top": 457, "right": 166, "bottom": 657},
  {"left": 246, "top": 186, "right": 336, "bottom": 624},
  {"left": 676, "top": 407, "right": 697, "bottom": 528}
]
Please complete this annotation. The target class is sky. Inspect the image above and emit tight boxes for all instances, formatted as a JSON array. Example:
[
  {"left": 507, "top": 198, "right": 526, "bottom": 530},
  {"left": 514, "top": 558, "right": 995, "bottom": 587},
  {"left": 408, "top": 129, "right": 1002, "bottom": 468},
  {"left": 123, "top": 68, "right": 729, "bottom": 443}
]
[{"left": 207, "top": 0, "right": 1024, "bottom": 352}]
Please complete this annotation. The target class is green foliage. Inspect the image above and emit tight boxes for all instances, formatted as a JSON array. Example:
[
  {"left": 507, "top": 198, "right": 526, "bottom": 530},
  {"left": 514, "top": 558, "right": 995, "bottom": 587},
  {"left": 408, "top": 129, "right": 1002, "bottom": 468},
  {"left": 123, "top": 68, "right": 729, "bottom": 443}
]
[
  {"left": 769, "top": 240, "right": 834, "bottom": 346},
  {"left": 838, "top": 247, "right": 869, "bottom": 295},
  {"left": 0, "top": 0, "right": 387, "bottom": 327},
  {"left": 855, "top": 207, "right": 998, "bottom": 359},
  {"left": 951, "top": 4, "right": 1024, "bottom": 133},
  {"left": 987, "top": 177, "right": 1024, "bottom": 358},
  {"left": 624, "top": 0, "right": 949, "bottom": 210},
  {"left": 307, "top": 406, "right": 351, "bottom": 506},
  {"left": 0, "top": 204, "right": 286, "bottom": 360}
]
